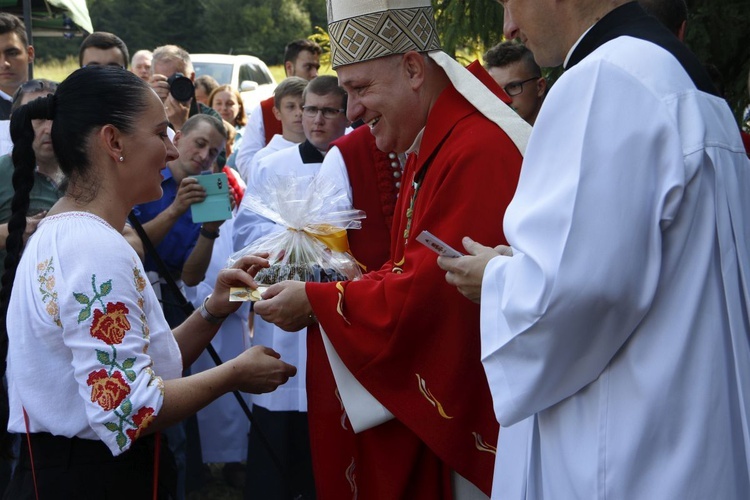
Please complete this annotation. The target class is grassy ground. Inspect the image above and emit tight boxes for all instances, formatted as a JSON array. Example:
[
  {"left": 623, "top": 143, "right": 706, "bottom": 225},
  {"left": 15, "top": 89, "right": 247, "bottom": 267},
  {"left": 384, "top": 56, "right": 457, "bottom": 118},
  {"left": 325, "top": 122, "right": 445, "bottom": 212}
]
[
  {"left": 188, "top": 463, "right": 244, "bottom": 500},
  {"left": 33, "top": 56, "right": 79, "bottom": 82},
  {"left": 33, "top": 58, "right": 321, "bottom": 85}
]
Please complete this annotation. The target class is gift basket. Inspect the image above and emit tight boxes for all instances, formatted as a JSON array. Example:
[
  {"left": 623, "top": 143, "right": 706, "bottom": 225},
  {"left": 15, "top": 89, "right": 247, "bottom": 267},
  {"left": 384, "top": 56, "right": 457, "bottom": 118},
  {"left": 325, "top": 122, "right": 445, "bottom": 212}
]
[{"left": 228, "top": 174, "right": 365, "bottom": 285}]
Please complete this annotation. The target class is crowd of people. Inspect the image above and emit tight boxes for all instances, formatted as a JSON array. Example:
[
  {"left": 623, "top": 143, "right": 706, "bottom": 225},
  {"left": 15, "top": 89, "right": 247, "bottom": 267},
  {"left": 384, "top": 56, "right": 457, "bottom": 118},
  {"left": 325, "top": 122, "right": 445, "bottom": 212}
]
[{"left": 0, "top": 0, "right": 749, "bottom": 498}]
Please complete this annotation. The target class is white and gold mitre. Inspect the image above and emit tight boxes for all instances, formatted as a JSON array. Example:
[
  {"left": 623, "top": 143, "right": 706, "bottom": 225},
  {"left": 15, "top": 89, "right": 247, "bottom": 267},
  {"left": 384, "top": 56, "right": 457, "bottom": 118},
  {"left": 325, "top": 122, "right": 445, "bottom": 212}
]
[{"left": 327, "top": 0, "right": 442, "bottom": 68}]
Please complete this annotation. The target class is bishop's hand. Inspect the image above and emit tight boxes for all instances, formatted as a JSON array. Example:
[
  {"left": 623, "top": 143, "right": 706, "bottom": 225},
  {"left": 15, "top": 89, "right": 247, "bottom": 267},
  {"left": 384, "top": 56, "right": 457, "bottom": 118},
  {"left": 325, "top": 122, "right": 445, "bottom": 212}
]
[{"left": 253, "top": 280, "right": 317, "bottom": 332}]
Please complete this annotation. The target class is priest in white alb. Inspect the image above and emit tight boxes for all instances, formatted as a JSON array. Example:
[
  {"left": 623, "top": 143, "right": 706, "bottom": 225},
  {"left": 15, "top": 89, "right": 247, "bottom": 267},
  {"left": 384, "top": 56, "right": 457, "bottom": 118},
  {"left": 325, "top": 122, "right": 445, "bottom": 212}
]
[{"left": 439, "top": 1, "right": 750, "bottom": 499}]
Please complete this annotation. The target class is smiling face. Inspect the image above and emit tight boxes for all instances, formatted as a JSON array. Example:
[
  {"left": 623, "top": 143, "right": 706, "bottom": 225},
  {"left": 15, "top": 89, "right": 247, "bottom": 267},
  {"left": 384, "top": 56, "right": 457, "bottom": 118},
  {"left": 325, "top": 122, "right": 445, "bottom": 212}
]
[
  {"left": 170, "top": 121, "right": 226, "bottom": 177},
  {"left": 0, "top": 32, "right": 32, "bottom": 96},
  {"left": 122, "top": 92, "right": 179, "bottom": 204},
  {"left": 302, "top": 91, "right": 349, "bottom": 152},
  {"left": 337, "top": 55, "right": 424, "bottom": 153}
]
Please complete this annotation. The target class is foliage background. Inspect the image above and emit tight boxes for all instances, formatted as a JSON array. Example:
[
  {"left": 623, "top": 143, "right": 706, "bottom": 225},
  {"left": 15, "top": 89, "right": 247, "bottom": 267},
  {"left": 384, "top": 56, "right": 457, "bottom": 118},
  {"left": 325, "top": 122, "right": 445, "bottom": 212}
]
[
  {"left": 434, "top": 0, "right": 750, "bottom": 121},
  {"left": 27, "top": 0, "right": 750, "bottom": 120}
]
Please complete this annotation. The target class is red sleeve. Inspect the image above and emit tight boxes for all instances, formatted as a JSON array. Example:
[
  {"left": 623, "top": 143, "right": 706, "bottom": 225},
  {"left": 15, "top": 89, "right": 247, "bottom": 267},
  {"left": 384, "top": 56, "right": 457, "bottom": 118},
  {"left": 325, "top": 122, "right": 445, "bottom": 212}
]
[{"left": 306, "top": 108, "right": 521, "bottom": 494}]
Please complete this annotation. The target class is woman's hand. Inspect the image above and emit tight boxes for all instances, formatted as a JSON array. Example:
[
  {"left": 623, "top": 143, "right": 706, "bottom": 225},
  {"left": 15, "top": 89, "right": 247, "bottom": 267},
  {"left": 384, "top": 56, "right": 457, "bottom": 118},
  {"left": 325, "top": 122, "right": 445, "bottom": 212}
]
[
  {"left": 207, "top": 253, "right": 270, "bottom": 316},
  {"left": 227, "top": 345, "right": 297, "bottom": 394}
]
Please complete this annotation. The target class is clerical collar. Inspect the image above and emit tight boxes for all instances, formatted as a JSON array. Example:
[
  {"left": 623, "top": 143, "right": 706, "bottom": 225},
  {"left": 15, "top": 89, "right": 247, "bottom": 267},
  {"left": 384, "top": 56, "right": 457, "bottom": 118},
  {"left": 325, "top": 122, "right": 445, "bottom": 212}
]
[
  {"left": 563, "top": 1, "right": 717, "bottom": 95},
  {"left": 0, "top": 89, "right": 11, "bottom": 103},
  {"left": 299, "top": 140, "right": 325, "bottom": 164},
  {"left": 406, "top": 128, "right": 425, "bottom": 156},
  {"left": 564, "top": 25, "right": 594, "bottom": 69}
]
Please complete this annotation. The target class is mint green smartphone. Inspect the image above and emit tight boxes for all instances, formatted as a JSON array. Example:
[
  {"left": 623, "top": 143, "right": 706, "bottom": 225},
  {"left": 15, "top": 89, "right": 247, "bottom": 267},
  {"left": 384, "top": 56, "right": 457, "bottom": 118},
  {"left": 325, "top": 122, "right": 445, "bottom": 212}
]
[{"left": 190, "top": 172, "right": 232, "bottom": 223}]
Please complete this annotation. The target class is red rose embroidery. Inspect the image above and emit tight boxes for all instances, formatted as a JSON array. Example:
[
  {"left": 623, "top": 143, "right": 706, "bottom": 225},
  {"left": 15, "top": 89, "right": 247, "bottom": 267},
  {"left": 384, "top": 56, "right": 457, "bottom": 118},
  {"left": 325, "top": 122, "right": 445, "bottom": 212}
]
[
  {"left": 126, "top": 406, "right": 155, "bottom": 442},
  {"left": 90, "top": 302, "right": 131, "bottom": 344},
  {"left": 87, "top": 369, "right": 131, "bottom": 410}
]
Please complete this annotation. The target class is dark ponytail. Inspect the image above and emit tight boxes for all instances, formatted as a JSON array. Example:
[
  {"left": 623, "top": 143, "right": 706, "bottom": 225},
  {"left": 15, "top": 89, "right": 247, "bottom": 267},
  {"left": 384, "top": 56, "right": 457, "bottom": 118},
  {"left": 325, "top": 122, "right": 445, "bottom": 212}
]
[
  {"left": 0, "top": 94, "right": 54, "bottom": 457},
  {"left": 0, "top": 66, "right": 150, "bottom": 457}
]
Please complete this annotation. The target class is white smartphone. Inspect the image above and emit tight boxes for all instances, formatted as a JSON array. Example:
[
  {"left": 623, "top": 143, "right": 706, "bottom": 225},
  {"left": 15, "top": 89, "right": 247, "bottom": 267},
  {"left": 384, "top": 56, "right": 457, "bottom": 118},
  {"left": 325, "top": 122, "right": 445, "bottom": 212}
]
[{"left": 416, "top": 230, "right": 464, "bottom": 258}]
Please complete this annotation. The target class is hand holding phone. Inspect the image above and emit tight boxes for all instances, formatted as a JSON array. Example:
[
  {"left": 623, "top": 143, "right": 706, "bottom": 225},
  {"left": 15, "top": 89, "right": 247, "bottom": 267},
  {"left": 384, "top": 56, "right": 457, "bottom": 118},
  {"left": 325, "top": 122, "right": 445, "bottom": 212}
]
[{"left": 190, "top": 172, "right": 232, "bottom": 223}]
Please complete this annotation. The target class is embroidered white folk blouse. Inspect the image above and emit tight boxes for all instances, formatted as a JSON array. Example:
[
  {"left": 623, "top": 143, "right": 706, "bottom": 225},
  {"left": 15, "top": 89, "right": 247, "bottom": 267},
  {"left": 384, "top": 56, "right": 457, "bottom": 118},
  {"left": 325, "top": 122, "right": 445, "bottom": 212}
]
[{"left": 7, "top": 212, "right": 183, "bottom": 455}]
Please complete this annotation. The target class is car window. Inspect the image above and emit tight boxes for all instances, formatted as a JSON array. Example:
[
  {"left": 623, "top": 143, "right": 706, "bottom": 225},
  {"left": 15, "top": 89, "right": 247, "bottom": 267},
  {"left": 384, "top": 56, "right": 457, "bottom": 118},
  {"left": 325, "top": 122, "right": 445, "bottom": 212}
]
[
  {"left": 239, "top": 63, "right": 273, "bottom": 85},
  {"left": 193, "top": 62, "right": 233, "bottom": 85}
]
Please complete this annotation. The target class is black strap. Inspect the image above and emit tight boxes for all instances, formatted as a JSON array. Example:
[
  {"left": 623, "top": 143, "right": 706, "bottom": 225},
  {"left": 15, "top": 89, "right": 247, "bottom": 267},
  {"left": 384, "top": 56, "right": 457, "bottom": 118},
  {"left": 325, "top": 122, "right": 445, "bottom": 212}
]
[
  {"left": 0, "top": 98, "right": 11, "bottom": 121},
  {"left": 299, "top": 140, "right": 325, "bottom": 164},
  {"left": 127, "top": 211, "right": 303, "bottom": 499}
]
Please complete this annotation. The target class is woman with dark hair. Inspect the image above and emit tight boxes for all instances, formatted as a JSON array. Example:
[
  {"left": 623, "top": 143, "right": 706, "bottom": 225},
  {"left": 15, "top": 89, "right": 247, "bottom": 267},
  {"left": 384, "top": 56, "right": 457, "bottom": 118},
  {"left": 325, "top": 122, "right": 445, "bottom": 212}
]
[{"left": 0, "top": 66, "right": 296, "bottom": 498}]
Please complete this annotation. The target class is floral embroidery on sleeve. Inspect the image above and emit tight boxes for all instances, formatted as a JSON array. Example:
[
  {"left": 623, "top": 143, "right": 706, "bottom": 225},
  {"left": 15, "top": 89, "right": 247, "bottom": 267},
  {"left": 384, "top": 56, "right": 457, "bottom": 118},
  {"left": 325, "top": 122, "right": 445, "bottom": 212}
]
[
  {"left": 132, "top": 264, "right": 151, "bottom": 340},
  {"left": 36, "top": 258, "right": 62, "bottom": 327},
  {"left": 76, "top": 273, "right": 156, "bottom": 451},
  {"left": 132, "top": 262, "right": 163, "bottom": 393}
]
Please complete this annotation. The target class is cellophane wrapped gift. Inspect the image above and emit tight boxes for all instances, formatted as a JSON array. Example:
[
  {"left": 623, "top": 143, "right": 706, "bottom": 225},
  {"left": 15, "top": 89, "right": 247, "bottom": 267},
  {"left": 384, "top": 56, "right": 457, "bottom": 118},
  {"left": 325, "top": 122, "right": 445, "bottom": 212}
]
[{"left": 228, "top": 174, "right": 365, "bottom": 284}]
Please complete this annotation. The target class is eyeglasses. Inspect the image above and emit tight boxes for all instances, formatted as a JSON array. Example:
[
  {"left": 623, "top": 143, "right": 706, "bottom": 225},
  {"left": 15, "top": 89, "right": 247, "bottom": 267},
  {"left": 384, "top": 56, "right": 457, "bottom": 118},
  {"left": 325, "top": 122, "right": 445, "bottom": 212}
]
[
  {"left": 17, "top": 79, "right": 58, "bottom": 95},
  {"left": 302, "top": 106, "right": 345, "bottom": 119},
  {"left": 12, "top": 79, "right": 59, "bottom": 109},
  {"left": 503, "top": 77, "right": 540, "bottom": 97}
]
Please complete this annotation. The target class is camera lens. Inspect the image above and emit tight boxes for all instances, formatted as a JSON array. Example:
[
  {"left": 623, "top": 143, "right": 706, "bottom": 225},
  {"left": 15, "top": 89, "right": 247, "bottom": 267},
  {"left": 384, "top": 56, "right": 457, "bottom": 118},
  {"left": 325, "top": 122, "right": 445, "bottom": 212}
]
[{"left": 167, "top": 72, "right": 195, "bottom": 102}]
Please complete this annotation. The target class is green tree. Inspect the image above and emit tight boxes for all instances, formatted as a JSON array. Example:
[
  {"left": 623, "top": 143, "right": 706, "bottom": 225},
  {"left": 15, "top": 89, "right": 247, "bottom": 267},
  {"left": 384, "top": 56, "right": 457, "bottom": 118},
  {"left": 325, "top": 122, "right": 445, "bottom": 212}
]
[
  {"left": 434, "top": 0, "right": 504, "bottom": 61},
  {"left": 431, "top": 0, "right": 749, "bottom": 119},
  {"left": 200, "top": 0, "right": 312, "bottom": 63},
  {"left": 684, "top": 0, "right": 750, "bottom": 121},
  {"left": 303, "top": 0, "right": 328, "bottom": 31}
]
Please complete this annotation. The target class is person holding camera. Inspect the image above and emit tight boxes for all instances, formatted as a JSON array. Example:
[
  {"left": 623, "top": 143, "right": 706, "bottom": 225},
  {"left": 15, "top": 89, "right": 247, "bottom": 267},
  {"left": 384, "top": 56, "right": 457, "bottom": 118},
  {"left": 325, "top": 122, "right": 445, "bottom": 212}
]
[{"left": 149, "top": 45, "right": 222, "bottom": 132}]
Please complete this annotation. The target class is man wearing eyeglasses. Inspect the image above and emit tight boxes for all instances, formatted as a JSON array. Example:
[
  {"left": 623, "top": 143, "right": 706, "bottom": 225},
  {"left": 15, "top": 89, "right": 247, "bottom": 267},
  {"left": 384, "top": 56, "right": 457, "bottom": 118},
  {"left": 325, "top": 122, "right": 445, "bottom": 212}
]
[
  {"left": 485, "top": 41, "right": 546, "bottom": 125},
  {"left": 252, "top": 0, "right": 531, "bottom": 497},
  {"left": 232, "top": 75, "right": 349, "bottom": 500},
  {"left": 234, "top": 39, "right": 323, "bottom": 182}
]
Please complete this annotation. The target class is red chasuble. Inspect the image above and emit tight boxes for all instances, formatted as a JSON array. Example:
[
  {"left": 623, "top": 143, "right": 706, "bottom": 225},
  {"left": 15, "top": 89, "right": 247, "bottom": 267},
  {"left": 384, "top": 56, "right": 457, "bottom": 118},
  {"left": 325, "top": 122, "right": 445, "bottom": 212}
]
[
  {"left": 306, "top": 67, "right": 522, "bottom": 498},
  {"left": 335, "top": 125, "right": 399, "bottom": 270},
  {"left": 260, "top": 96, "right": 283, "bottom": 145}
]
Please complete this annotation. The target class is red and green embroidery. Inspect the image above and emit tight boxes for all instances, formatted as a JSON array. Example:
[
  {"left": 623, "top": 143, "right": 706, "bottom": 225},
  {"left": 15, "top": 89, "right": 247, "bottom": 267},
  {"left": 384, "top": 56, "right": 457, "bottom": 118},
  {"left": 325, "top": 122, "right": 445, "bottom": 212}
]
[
  {"left": 36, "top": 258, "right": 61, "bottom": 327},
  {"left": 132, "top": 264, "right": 151, "bottom": 340},
  {"left": 132, "top": 262, "right": 164, "bottom": 393},
  {"left": 76, "top": 273, "right": 156, "bottom": 450},
  {"left": 102, "top": 399, "right": 155, "bottom": 451},
  {"left": 74, "top": 274, "right": 114, "bottom": 324}
]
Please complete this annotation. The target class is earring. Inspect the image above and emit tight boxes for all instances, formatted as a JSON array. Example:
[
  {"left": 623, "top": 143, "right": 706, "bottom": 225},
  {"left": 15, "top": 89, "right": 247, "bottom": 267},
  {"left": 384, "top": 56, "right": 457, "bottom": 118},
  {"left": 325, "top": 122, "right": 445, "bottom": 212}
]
[{"left": 119, "top": 156, "right": 124, "bottom": 162}]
